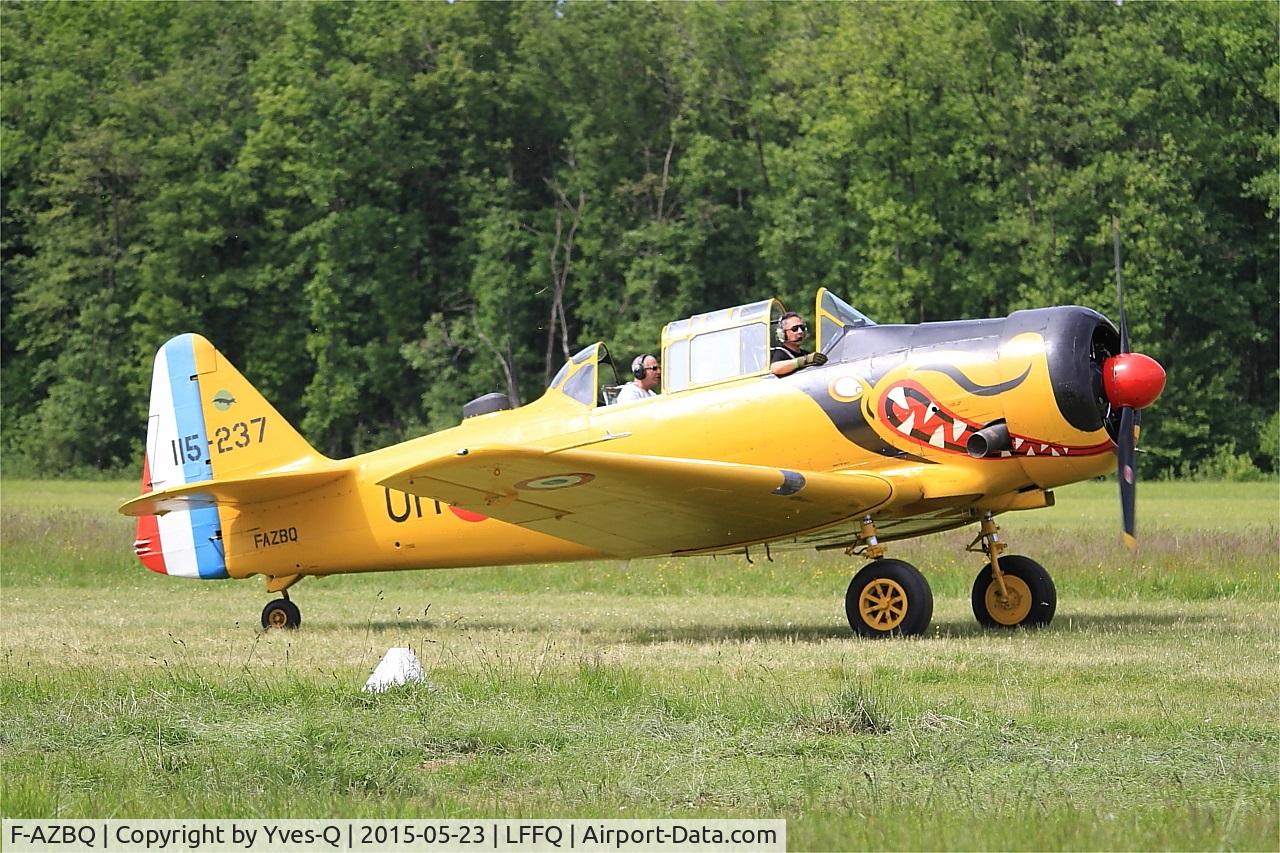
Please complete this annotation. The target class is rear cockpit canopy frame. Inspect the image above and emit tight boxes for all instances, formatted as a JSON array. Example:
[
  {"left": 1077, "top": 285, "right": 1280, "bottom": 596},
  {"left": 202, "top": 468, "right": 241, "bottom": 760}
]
[{"left": 547, "top": 342, "right": 605, "bottom": 407}]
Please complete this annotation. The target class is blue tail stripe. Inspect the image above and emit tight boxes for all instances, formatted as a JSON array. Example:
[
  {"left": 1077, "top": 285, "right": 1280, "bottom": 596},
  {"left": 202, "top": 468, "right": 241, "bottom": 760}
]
[
  {"left": 163, "top": 335, "right": 229, "bottom": 580},
  {"left": 164, "top": 334, "right": 210, "bottom": 485}
]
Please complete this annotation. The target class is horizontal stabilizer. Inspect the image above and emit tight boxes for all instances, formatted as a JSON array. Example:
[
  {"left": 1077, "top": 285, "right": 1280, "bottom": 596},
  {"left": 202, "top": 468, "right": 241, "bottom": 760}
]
[
  {"left": 120, "top": 468, "right": 346, "bottom": 517},
  {"left": 378, "top": 445, "right": 893, "bottom": 557}
]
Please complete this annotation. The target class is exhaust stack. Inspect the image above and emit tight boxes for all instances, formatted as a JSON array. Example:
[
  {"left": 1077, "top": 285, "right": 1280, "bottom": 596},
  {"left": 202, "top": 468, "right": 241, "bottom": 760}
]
[{"left": 966, "top": 422, "right": 1011, "bottom": 459}]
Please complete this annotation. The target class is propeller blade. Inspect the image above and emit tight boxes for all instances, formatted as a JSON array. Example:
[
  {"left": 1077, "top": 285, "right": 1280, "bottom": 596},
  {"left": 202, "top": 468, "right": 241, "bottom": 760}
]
[
  {"left": 1117, "top": 405, "right": 1137, "bottom": 550},
  {"left": 1110, "top": 215, "right": 1152, "bottom": 547},
  {"left": 1112, "top": 216, "right": 1130, "bottom": 354}
]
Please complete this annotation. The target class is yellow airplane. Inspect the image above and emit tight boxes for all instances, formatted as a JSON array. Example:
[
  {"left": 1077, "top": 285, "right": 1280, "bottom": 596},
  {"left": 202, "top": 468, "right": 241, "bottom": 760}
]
[{"left": 120, "top": 287, "right": 1165, "bottom": 637}]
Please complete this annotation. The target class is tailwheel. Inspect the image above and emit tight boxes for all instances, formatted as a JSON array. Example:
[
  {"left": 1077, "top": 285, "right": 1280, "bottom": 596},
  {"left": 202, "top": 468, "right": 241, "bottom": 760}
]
[
  {"left": 845, "top": 558, "right": 933, "bottom": 638},
  {"left": 261, "top": 597, "right": 302, "bottom": 630},
  {"left": 971, "top": 555, "right": 1055, "bottom": 629}
]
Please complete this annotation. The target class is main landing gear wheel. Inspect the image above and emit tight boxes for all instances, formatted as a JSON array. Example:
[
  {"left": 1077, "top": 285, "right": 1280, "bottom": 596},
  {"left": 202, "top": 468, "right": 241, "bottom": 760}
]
[
  {"left": 261, "top": 598, "right": 302, "bottom": 630},
  {"left": 845, "top": 559, "right": 934, "bottom": 638},
  {"left": 971, "top": 555, "right": 1056, "bottom": 629}
]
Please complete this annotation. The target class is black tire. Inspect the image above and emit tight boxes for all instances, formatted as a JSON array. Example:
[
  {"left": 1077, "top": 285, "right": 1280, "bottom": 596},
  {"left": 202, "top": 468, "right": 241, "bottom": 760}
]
[
  {"left": 845, "top": 558, "right": 934, "bottom": 638},
  {"left": 971, "top": 554, "right": 1055, "bottom": 629},
  {"left": 261, "top": 598, "right": 302, "bottom": 630}
]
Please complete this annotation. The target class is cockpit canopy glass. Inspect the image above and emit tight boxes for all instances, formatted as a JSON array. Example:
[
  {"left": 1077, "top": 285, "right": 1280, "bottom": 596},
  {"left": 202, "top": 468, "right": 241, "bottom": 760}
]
[
  {"left": 815, "top": 288, "right": 876, "bottom": 352},
  {"left": 661, "top": 299, "right": 777, "bottom": 393},
  {"left": 546, "top": 291, "right": 877, "bottom": 402}
]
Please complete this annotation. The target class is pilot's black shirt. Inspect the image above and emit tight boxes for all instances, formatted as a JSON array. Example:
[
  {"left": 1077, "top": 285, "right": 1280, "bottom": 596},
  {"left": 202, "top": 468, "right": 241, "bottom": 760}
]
[{"left": 770, "top": 345, "right": 809, "bottom": 364}]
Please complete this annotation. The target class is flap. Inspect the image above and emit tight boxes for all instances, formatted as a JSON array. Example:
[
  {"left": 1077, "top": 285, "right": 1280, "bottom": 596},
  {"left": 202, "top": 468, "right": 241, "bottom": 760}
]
[{"left": 378, "top": 446, "right": 894, "bottom": 557}]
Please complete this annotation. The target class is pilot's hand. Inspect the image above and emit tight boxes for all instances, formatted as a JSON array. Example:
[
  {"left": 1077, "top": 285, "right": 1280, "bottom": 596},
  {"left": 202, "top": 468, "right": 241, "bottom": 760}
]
[{"left": 800, "top": 351, "right": 828, "bottom": 368}]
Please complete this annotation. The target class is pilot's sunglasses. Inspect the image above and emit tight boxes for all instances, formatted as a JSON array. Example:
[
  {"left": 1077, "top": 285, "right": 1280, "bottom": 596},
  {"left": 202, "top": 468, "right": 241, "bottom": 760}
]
[
  {"left": 786, "top": 324, "right": 808, "bottom": 333},
  {"left": 645, "top": 365, "right": 661, "bottom": 372}
]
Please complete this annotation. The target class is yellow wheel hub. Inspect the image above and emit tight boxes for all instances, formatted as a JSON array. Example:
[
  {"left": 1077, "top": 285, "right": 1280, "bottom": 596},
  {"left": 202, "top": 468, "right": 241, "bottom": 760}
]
[
  {"left": 858, "top": 578, "right": 909, "bottom": 631},
  {"left": 985, "top": 574, "right": 1032, "bottom": 626},
  {"left": 267, "top": 607, "right": 289, "bottom": 628}
]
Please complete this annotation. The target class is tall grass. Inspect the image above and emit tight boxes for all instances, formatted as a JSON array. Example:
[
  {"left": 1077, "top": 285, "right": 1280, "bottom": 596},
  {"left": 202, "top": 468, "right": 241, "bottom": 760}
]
[{"left": 1, "top": 479, "right": 1276, "bottom": 850}]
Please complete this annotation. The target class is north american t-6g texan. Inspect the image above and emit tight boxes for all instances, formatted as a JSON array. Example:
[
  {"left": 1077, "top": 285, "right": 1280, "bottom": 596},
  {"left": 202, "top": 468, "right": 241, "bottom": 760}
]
[{"left": 120, "top": 283, "right": 1165, "bottom": 637}]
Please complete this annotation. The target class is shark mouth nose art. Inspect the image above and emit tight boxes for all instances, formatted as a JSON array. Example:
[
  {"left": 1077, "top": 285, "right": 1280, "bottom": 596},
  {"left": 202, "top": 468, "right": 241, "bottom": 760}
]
[{"left": 879, "top": 380, "right": 1112, "bottom": 458}]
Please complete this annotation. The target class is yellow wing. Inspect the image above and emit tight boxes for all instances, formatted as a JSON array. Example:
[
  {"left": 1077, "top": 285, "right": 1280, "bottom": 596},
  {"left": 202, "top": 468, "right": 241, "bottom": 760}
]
[{"left": 377, "top": 446, "right": 894, "bottom": 557}]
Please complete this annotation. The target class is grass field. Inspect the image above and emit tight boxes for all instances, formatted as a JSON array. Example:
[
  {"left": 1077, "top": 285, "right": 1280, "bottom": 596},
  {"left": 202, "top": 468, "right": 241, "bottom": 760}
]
[{"left": 1, "top": 479, "right": 1277, "bottom": 850}]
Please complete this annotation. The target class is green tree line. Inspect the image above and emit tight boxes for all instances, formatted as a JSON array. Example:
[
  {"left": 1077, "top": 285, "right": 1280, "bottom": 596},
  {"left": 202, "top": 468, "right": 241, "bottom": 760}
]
[{"left": 3, "top": 1, "right": 1275, "bottom": 476}]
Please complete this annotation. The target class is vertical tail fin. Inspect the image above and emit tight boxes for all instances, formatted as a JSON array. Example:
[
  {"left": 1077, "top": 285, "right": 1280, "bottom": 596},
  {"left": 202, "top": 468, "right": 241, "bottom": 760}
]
[
  {"left": 133, "top": 333, "right": 324, "bottom": 579},
  {"left": 144, "top": 333, "right": 322, "bottom": 490}
]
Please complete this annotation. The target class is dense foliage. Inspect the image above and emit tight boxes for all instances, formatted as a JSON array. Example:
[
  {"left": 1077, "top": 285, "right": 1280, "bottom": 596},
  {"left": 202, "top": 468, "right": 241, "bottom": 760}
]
[{"left": 3, "top": 1, "right": 1275, "bottom": 475}]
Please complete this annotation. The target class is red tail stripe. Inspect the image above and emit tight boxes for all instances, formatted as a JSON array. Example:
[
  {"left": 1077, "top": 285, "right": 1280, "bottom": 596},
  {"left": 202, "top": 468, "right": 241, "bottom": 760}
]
[{"left": 135, "top": 453, "right": 168, "bottom": 575}]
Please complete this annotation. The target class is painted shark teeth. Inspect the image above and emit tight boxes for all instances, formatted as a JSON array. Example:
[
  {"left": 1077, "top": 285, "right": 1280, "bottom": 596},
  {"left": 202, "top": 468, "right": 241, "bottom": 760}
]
[{"left": 878, "top": 380, "right": 1113, "bottom": 460}]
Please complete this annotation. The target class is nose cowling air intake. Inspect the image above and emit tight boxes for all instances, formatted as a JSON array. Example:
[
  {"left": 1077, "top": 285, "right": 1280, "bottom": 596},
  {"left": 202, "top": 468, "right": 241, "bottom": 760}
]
[{"left": 1101, "top": 352, "right": 1165, "bottom": 411}]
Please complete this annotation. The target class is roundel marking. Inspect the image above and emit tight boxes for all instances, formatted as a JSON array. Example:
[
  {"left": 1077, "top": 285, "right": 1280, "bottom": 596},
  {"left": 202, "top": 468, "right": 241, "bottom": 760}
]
[
  {"left": 212, "top": 390, "right": 236, "bottom": 411},
  {"left": 514, "top": 473, "right": 596, "bottom": 491},
  {"left": 449, "top": 506, "right": 489, "bottom": 523},
  {"left": 828, "top": 375, "right": 865, "bottom": 404}
]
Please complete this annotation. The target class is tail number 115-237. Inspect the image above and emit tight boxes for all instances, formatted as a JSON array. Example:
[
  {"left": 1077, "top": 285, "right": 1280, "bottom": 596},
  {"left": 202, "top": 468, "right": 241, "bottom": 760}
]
[{"left": 171, "top": 417, "right": 267, "bottom": 463}]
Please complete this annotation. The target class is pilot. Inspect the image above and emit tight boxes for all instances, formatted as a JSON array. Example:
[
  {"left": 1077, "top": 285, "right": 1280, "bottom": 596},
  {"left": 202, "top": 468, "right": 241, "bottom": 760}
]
[
  {"left": 615, "top": 354, "right": 661, "bottom": 403},
  {"left": 770, "top": 312, "right": 828, "bottom": 376}
]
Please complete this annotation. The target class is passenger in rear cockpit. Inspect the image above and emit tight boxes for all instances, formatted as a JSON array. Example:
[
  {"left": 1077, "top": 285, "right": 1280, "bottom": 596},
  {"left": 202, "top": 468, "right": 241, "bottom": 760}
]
[{"left": 615, "top": 354, "right": 661, "bottom": 403}]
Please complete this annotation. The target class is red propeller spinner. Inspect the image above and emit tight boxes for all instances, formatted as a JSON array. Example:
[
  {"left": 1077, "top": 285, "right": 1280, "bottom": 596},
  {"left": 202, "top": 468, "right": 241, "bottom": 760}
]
[{"left": 1102, "top": 352, "right": 1166, "bottom": 410}]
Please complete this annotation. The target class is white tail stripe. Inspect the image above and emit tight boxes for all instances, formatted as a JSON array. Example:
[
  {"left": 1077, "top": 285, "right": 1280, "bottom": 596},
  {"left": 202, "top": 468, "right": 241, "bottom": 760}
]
[
  {"left": 145, "top": 347, "right": 182, "bottom": 492},
  {"left": 157, "top": 505, "right": 201, "bottom": 578}
]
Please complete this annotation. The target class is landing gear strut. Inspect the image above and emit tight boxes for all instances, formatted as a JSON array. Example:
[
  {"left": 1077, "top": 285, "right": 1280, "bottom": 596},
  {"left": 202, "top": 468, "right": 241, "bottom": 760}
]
[
  {"left": 843, "top": 516, "right": 933, "bottom": 638},
  {"left": 968, "top": 512, "right": 1056, "bottom": 629}
]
